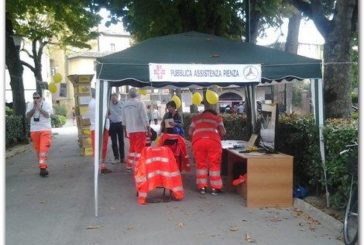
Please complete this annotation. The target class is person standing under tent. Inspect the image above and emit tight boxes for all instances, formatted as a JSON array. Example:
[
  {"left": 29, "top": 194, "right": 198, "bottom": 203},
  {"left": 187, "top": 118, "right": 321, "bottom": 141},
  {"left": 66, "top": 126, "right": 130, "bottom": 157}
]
[
  {"left": 160, "top": 101, "right": 184, "bottom": 136},
  {"left": 121, "top": 88, "right": 151, "bottom": 170},
  {"left": 146, "top": 105, "right": 152, "bottom": 125},
  {"left": 188, "top": 109, "right": 226, "bottom": 195},
  {"left": 152, "top": 105, "right": 160, "bottom": 125},
  {"left": 108, "top": 93, "right": 125, "bottom": 164},
  {"left": 88, "top": 89, "right": 112, "bottom": 174},
  {"left": 237, "top": 102, "right": 245, "bottom": 114},
  {"left": 26, "top": 92, "right": 53, "bottom": 177}
]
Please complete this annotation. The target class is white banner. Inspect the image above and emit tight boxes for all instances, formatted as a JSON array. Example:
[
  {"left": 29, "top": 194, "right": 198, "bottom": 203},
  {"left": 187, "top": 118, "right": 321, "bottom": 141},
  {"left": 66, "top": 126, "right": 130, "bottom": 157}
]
[{"left": 149, "top": 63, "right": 261, "bottom": 83}]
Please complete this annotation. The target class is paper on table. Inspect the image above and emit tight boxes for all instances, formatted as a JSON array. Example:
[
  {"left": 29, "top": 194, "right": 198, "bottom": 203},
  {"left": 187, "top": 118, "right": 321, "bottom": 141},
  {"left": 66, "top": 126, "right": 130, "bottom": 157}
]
[{"left": 164, "top": 118, "right": 174, "bottom": 128}]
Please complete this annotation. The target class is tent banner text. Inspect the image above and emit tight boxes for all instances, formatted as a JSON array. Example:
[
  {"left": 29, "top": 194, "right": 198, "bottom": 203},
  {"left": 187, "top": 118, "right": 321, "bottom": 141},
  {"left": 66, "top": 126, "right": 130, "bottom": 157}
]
[{"left": 149, "top": 63, "right": 261, "bottom": 83}]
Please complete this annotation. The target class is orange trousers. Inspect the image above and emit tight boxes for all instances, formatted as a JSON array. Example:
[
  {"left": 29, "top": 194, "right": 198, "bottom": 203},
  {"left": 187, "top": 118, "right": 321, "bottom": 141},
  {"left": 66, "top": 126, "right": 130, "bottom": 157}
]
[
  {"left": 192, "top": 138, "right": 223, "bottom": 190},
  {"left": 30, "top": 130, "right": 52, "bottom": 169},
  {"left": 91, "top": 129, "right": 109, "bottom": 169},
  {"left": 127, "top": 132, "right": 146, "bottom": 169}
]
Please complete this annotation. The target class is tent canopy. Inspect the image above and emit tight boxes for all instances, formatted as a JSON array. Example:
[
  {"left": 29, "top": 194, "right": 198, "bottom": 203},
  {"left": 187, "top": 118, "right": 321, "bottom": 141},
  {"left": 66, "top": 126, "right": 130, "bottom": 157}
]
[{"left": 96, "top": 31, "right": 321, "bottom": 87}]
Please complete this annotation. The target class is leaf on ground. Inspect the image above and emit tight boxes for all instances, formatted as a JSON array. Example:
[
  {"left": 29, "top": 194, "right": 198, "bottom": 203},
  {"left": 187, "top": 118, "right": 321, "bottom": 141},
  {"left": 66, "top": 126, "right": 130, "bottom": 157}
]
[
  {"left": 86, "top": 225, "right": 102, "bottom": 230},
  {"left": 229, "top": 226, "right": 239, "bottom": 231},
  {"left": 245, "top": 233, "right": 255, "bottom": 243},
  {"left": 268, "top": 216, "right": 282, "bottom": 222},
  {"left": 178, "top": 222, "right": 184, "bottom": 228}
]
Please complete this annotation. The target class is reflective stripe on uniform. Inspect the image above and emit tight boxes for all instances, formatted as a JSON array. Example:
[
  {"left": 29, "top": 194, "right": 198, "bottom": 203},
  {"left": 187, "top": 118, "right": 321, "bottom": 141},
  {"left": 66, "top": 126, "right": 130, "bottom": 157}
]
[
  {"left": 147, "top": 170, "right": 180, "bottom": 179},
  {"left": 172, "top": 186, "right": 184, "bottom": 192},
  {"left": 135, "top": 176, "right": 147, "bottom": 183},
  {"left": 196, "top": 179, "right": 208, "bottom": 184},
  {"left": 39, "top": 152, "right": 47, "bottom": 157},
  {"left": 193, "top": 128, "right": 218, "bottom": 135},
  {"left": 145, "top": 157, "right": 169, "bottom": 164},
  {"left": 138, "top": 192, "right": 147, "bottom": 197},
  {"left": 210, "top": 179, "right": 223, "bottom": 186},
  {"left": 196, "top": 169, "right": 208, "bottom": 175},
  {"left": 209, "top": 170, "right": 221, "bottom": 176},
  {"left": 194, "top": 118, "right": 219, "bottom": 125}
]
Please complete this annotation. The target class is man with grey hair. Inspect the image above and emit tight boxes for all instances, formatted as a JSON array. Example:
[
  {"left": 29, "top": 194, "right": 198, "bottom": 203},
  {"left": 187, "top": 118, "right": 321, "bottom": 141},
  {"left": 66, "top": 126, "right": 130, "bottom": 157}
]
[{"left": 121, "top": 88, "right": 150, "bottom": 170}]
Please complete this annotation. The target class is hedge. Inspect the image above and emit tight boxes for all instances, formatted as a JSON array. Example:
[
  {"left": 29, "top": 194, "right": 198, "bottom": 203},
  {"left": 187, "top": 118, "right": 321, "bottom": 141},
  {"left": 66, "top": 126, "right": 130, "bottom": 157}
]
[
  {"left": 51, "top": 115, "right": 67, "bottom": 128},
  {"left": 6, "top": 115, "right": 28, "bottom": 147}
]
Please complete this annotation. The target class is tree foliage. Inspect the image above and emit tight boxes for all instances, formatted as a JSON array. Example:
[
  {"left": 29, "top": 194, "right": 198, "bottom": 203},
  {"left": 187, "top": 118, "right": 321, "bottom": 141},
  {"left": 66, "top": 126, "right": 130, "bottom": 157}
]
[
  {"left": 6, "top": 0, "right": 102, "bottom": 94},
  {"left": 93, "top": 0, "right": 292, "bottom": 43}
]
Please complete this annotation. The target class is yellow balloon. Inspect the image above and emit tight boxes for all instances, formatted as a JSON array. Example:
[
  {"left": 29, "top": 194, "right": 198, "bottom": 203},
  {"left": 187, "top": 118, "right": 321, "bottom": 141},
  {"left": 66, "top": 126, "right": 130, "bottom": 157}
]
[
  {"left": 171, "top": 95, "right": 182, "bottom": 109},
  {"left": 48, "top": 82, "right": 58, "bottom": 94},
  {"left": 138, "top": 89, "right": 147, "bottom": 95},
  {"left": 192, "top": 92, "right": 203, "bottom": 105},
  {"left": 206, "top": 89, "right": 219, "bottom": 104},
  {"left": 53, "top": 73, "right": 62, "bottom": 83}
]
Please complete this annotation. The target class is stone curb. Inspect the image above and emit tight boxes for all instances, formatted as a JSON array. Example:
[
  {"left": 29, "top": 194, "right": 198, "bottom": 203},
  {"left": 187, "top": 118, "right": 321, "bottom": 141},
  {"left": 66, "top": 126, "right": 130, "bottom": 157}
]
[
  {"left": 6, "top": 144, "right": 31, "bottom": 159},
  {"left": 294, "top": 198, "right": 343, "bottom": 233}
]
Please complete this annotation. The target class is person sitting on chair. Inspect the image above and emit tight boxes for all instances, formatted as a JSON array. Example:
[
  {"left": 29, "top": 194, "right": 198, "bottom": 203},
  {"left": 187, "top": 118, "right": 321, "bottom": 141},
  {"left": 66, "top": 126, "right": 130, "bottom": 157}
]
[{"left": 160, "top": 101, "right": 184, "bottom": 136}]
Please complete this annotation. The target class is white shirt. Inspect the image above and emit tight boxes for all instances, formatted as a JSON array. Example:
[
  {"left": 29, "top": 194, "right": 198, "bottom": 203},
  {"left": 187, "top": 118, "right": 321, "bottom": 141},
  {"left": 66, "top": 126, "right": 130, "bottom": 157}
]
[
  {"left": 26, "top": 100, "right": 53, "bottom": 132},
  {"left": 88, "top": 98, "right": 96, "bottom": 130},
  {"left": 88, "top": 98, "right": 110, "bottom": 131},
  {"left": 152, "top": 109, "right": 160, "bottom": 120},
  {"left": 121, "top": 98, "right": 149, "bottom": 133},
  {"left": 109, "top": 100, "right": 124, "bottom": 123}
]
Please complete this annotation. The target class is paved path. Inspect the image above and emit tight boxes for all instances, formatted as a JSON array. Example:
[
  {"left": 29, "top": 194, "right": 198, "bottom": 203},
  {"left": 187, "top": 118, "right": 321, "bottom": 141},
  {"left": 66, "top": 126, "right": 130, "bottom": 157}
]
[{"left": 6, "top": 125, "right": 343, "bottom": 245}]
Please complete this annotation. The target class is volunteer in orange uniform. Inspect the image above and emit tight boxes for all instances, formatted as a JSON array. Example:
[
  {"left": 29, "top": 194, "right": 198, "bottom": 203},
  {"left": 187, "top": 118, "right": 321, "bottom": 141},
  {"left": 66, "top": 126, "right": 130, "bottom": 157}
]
[
  {"left": 26, "top": 92, "right": 53, "bottom": 177},
  {"left": 88, "top": 89, "right": 112, "bottom": 174},
  {"left": 188, "top": 109, "right": 226, "bottom": 195}
]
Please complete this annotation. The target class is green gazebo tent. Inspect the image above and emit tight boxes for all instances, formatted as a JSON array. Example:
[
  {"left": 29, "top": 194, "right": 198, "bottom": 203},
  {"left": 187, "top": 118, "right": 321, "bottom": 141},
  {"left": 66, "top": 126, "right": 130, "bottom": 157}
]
[{"left": 93, "top": 31, "right": 323, "bottom": 216}]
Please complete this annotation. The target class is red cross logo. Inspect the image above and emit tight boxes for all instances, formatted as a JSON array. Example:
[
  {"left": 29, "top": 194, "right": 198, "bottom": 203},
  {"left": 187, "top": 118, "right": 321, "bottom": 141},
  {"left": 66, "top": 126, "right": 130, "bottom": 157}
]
[{"left": 154, "top": 65, "right": 165, "bottom": 79}]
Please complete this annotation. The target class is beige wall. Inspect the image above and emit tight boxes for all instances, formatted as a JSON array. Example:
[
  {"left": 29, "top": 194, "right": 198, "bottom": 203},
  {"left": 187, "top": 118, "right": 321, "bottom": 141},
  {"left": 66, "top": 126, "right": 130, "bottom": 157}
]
[
  {"left": 49, "top": 47, "right": 75, "bottom": 117},
  {"left": 68, "top": 58, "right": 96, "bottom": 75}
]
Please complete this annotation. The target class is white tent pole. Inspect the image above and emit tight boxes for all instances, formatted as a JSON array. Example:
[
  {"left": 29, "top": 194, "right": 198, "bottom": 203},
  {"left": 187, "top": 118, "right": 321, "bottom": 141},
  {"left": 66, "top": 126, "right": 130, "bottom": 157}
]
[
  {"left": 311, "top": 78, "right": 329, "bottom": 207},
  {"left": 250, "top": 85, "right": 257, "bottom": 132},
  {"left": 94, "top": 80, "right": 102, "bottom": 217}
]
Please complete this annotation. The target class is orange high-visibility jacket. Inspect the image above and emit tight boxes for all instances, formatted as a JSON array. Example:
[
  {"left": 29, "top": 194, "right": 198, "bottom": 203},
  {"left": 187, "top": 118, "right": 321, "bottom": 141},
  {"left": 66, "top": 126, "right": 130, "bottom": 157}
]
[
  {"left": 158, "top": 133, "right": 190, "bottom": 172},
  {"left": 134, "top": 146, "right": 184, "bottom": 204},
  {"left": 191, "top": 112, "right": 222, "bottom": 144}
]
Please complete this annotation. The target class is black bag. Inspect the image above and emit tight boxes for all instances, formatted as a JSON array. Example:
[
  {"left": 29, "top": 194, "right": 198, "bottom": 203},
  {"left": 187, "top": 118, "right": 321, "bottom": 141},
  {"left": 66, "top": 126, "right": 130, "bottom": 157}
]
[{"left": 150, "top": 128, "right": 157, "bottom": 141}]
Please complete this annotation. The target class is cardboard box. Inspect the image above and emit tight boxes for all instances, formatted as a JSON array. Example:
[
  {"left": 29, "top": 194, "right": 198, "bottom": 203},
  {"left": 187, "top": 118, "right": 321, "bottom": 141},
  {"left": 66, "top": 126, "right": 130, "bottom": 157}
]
[
  {"left": 81, "top": 147, "right": 93, "bottom": 156},
  {"left": 76, "top": 85, "right": 91, "bottom": 94},
  {"left": 77, "top": 117, "right": 90, "bottom": 126},
  {"left": 78, "top": 105, "right": 89, "bottom": 117},
  {"left": 80, "top": 135, "right": 92, "bottom": 147},
  {"left": 81, "top": 127, "right": 91, "bottom": 136}
]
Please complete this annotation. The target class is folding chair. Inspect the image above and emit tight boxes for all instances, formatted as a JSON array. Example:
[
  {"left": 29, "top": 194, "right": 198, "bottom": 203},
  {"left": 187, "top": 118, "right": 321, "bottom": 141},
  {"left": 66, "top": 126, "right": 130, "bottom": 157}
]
[{"left": 134, "top": 146, "right": 184, "bottom": 204}]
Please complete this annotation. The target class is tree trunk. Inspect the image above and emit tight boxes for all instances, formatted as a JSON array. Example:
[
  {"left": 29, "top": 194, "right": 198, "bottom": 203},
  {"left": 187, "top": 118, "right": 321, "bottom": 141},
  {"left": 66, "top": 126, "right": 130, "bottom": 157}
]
[
  {"left": 33, "top": 39, "right": 44, "bottom": 96},
  {"left": 6, "top": 15, "right": 28, "bottom": 141},
  {"left": 284, "top": 12, "right": 301, "bottom": 114},
  {"left": 35, "top": 68, "right": 44, "bottom": 96},
  {"left": 285, "top": 13, "right": 301, "bottom": 54},
  {"left": 249, "top": 0, "right": 261, "bottom": 44},
  {"left": 323, "top": 0, "right": 355, "bottom": 118},
  {"left": 291, "top": 0, "right": 356, "bottom": 119}
]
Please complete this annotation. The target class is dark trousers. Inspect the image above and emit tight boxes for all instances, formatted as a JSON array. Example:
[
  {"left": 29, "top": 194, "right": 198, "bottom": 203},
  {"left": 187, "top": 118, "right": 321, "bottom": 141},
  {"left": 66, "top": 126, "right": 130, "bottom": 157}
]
[{"left": 109, "top": 122, "right": 124, "bottom": 160}]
